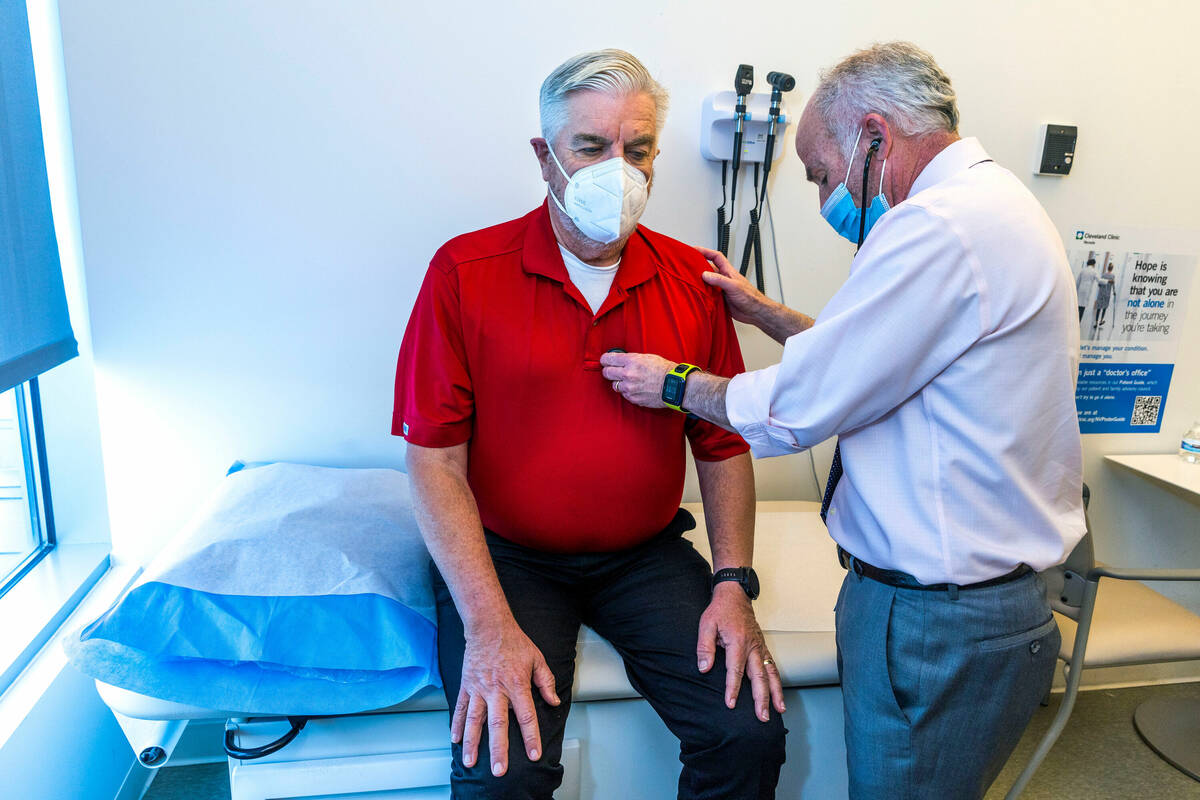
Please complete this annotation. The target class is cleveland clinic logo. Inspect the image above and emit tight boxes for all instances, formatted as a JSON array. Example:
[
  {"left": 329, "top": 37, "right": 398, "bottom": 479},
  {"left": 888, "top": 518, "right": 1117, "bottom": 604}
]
[
  {"left": 1075, "top": 230, "right": 1121, "bottom": 242},
  {"left": 1075, "top": 230, "right": 1118, "bottom": 242}
]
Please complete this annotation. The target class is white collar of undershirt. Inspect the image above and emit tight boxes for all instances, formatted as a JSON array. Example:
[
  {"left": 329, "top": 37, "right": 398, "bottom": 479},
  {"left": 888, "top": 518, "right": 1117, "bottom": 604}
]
[{"left": 558, "top": 243, "right": 620, "bottom": 274}]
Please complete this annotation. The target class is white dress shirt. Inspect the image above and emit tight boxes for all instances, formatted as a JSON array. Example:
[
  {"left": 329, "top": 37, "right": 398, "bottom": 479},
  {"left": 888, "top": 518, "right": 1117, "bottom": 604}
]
[{"left": 726, "top": 138, "right": 1087, "bottom": 584}]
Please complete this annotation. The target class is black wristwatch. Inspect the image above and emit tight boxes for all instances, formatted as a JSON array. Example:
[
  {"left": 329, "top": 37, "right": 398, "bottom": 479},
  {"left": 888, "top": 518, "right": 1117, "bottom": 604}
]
[{"left": 712, "top": 567, "right": 760, "bottom": 600}]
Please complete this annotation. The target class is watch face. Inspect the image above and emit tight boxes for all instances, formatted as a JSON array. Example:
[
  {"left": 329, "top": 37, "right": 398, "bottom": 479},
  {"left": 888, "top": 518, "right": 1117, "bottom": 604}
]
[
  {"left": 662, "top": 374, "right": 684, "bottom": 406},
  {"left": 746, "top": 568, "right": 761, "bottom": 600}
]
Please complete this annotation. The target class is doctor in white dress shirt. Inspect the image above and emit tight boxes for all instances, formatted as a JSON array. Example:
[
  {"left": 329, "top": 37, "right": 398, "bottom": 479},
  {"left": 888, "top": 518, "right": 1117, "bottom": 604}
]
[{"left": 602, "top": 42, "right": 1086, "bottom": 799}]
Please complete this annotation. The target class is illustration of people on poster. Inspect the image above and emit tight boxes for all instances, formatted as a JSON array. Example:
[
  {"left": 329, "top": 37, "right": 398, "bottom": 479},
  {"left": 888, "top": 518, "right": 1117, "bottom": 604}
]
[{"left": 1068, "top": 226, "right": 1196, "bottom": 433}]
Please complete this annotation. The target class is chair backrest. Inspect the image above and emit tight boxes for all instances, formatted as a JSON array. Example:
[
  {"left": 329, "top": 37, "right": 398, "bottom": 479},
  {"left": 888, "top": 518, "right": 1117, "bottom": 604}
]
[{"left": 1042, "top": 483, "right": 1095, "bottom": 618}]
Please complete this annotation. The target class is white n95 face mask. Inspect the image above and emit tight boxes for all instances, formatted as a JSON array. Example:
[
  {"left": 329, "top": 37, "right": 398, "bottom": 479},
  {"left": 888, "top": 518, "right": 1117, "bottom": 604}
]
[{"left": 546, "top": 144, "right": 649, "bottom": 244}]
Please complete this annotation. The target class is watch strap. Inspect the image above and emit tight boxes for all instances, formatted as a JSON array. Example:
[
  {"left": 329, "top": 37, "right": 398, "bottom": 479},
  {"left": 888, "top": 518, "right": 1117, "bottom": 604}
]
[{"left": 712, "top": 566, "right": 759, "bottom": 599}]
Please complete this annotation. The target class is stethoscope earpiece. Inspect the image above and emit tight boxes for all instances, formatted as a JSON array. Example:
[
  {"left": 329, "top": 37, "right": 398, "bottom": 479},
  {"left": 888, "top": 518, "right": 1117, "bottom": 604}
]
[{"left": 856, "top": 139, "right": 884, "bottom": 251}]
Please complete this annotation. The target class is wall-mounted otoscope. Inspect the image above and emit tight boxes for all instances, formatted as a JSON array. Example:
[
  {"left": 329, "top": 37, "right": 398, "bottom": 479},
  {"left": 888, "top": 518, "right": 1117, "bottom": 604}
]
[
  {"left": 716, "top": 64, "right": 754, "bottom": 257},
  {"left": 761, "top": 71, "right": 795, "bottom": 174},
  {"left": 739, "top": 70, "right": 795, "bottom": 290},
  {"left": 731, "top": 65, "right": 754, "bottom": 177}
]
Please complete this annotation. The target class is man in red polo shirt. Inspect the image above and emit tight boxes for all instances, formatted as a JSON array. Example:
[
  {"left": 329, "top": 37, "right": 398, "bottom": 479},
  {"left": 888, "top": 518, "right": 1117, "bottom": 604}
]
[{"left": 394, "top": 49, "right": 786, "bottom": 800}]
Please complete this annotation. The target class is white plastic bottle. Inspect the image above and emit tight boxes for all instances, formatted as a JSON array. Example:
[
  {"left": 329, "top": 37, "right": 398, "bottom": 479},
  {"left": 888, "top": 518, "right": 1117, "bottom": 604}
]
[{"left": 1182, "top": 420, "right": 1200, "bottom": 464}]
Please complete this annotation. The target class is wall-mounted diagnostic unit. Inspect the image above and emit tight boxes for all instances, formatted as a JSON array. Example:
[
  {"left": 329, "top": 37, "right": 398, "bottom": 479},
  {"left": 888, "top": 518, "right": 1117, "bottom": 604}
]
[
  {"left": 700, "top": 90, "right": 791, "bottom": 165},
  {"left": 1036, "top": 124, "right": 1077, "bottom": 176},
  {"left": 705, "top": 65, "right": 794, "bottom": 297}
]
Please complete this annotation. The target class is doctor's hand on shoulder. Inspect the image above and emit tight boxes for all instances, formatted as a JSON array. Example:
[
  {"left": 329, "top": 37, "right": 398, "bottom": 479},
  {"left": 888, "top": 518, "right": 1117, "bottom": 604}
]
[
  {"left": 696, "top": 246, "right": 773, "bottom": 325},
  {"left": 695, "top": 246, "right": 814, "bottom": 346}
]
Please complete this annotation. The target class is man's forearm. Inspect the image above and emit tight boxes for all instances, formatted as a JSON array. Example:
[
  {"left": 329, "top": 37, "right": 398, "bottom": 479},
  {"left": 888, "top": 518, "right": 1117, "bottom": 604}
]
[
  {"left": 406, "top": 444, "right": 514, "bottom": 634},
  {"left": 695, "top": 453, "right": 756, "bottom": 571},
  {"left": 752, "top": 298, "right": 815, "bottom": 345}
]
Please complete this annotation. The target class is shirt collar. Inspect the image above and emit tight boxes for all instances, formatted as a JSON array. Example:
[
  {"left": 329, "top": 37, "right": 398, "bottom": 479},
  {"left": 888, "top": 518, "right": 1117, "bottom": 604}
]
[
  {"left": 522, "top": 201, "right": 658, "bottom": 294},
  {"left": 907, "top": 137, "right": 991, "bottom": 198}
]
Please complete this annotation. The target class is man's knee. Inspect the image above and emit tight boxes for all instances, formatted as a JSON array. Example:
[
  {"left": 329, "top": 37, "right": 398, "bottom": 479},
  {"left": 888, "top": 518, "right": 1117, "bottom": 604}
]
[
  {"left": 736, "top": 713, "right": 788, "bottom": 765},
  {"left": 692, "top": 708, "right": 787, "bottom": 765},
  {"left": 451, "top": 744, "right": 564, "bottom": 800}
]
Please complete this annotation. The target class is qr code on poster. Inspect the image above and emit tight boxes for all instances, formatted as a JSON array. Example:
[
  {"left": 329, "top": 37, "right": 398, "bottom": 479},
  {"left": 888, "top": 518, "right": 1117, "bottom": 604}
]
[{"left": 1131, "top": 395, "right": 1162, "bottom": 426}]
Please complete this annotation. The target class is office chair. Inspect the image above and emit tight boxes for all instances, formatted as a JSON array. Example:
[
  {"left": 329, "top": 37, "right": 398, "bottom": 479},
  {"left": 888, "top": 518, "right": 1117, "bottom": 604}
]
[{"left": 1005, "top": 484, "right": 1200, "bottom": 797}]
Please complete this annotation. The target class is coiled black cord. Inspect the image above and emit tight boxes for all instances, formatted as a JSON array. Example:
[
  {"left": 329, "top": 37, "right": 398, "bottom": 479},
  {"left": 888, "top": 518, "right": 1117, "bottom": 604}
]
[
  {"left": 225, "top": 717, "right": 309, "bottom": 760},
  {"left": 716, "top": 160, "right": 730, "bottom": 255}
]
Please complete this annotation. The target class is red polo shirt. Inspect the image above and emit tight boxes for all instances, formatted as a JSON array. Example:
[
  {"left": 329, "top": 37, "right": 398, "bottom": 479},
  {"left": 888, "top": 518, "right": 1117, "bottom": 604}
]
[{"left": 393, "top": 203, "right": 749, "bottom": 553}]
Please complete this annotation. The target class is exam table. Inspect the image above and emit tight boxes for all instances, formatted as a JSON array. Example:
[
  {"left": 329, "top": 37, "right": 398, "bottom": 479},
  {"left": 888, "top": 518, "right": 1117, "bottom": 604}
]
[{"left": 94, "top": 501, "right": 851, "bottom": 800}]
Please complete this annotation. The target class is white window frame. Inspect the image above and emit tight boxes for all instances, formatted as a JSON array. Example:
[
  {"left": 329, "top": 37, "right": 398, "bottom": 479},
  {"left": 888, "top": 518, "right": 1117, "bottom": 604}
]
[{"left": 0, "top": 379, "right": 56, "bottom": 599}]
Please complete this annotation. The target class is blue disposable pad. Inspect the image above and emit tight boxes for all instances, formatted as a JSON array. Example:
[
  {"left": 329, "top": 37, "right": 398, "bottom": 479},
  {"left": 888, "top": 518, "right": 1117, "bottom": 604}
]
[
  {"left": 69, "top": 637, "right": 436, "bottom": 716},
  {"left": 80, "top": 584, "right": 435, "bottom": 671},
  {"left": 67, "top": 463, "right": 442, "bottom": 715}
]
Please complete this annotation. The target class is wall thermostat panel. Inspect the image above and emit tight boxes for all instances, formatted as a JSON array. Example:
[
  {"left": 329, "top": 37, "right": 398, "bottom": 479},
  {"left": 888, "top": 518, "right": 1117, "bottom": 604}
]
[
  {"left": 1036, "top": 123, "right": 1077, "bottom": 176},
  {"left": 701, "top": 91, "right": 792, "bottom": 164}
]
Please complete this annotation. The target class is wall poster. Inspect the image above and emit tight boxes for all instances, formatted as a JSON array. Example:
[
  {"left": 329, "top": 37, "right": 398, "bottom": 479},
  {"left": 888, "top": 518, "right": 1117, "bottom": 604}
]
[{"left": 1068, "top": 226, "right": 1196, "bottom": 434}]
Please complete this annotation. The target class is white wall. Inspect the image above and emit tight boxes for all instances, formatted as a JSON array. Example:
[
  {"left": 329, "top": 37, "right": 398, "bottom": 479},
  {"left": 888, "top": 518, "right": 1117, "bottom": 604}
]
[
  {"left": 0, "top": 654, "right": 145, "bottom": 800},
  {"left": 57, "top": 1, "right": 1200, "bottom": 608}
]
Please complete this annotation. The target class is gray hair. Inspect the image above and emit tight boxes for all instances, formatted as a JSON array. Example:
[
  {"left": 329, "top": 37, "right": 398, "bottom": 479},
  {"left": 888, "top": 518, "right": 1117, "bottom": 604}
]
[
  {"left": 539, "top": 49, "right": 669, "bottom": 143},
  {"left": 812, "top": 42, "right": 959, "bottom": 157}
]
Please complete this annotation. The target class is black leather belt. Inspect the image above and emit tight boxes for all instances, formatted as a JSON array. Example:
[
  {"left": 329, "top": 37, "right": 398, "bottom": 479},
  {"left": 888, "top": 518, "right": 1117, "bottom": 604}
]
[{"left": 837, "top": 546, "right": 1032, "bottom": 592}]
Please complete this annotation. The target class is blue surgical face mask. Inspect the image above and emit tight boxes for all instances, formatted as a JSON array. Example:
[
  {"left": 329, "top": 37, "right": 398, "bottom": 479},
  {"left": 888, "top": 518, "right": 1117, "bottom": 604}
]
[{"left": 819, "top": 127, "right": 890, "bottom": 246}]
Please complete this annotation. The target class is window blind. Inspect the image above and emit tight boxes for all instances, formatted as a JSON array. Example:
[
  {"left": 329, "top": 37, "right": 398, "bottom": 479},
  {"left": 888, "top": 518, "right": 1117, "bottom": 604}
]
[{"left": 0, "top": 0, "right": 77, "bottom": 393}]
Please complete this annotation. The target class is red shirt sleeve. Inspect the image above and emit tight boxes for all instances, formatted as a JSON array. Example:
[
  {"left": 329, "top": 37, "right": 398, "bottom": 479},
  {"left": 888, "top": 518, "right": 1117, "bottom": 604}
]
[
  {"left": 686, "top": 295, "right": 751, "bottom": 462},
  {"left": 392, "top": 257, "right": 474, "bottom": 447}
]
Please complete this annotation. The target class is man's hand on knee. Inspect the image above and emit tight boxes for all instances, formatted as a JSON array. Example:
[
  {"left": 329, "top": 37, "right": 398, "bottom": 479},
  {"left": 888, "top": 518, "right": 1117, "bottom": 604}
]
[
  {"left": 697, "top": 584, "right": 786, "bottom": 722},
  {"left": 450, "top": 620, "right": 561, "bottom": 776}
]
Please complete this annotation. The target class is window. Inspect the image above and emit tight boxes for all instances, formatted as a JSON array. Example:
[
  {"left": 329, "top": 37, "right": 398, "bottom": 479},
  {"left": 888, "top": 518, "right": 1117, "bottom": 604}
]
[
  {"left": 0, "top": 381, "right": 53, "bottom": 597},
  {"left": 0, "top": 1, "right": 76, "bottom": 603},
  {"left": 0, "top": 2, "right": 110, "bottom": 698}
]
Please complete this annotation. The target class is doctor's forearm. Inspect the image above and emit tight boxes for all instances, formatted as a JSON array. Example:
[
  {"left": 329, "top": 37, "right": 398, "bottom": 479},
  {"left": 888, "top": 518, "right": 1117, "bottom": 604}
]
[
  {"left": 683, "top": 372, "right": 734, "bottom": 430},
  {"left": 752, "top": 298, "right": 815, "bottom": 345},
  {"left": 406, "top": 443, "right": 515, "bottom": 635}
]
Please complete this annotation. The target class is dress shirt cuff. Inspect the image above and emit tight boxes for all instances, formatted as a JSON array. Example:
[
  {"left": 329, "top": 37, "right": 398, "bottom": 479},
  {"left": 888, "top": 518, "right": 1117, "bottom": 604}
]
[{"left": 725, "top": 367, "right": 805, "bottom": 459}]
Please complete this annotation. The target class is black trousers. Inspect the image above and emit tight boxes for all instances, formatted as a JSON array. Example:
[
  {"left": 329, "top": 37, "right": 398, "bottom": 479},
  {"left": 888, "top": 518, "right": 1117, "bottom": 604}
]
[{"left": 431, "top": 509, "right": 787, "bottom": 800}]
